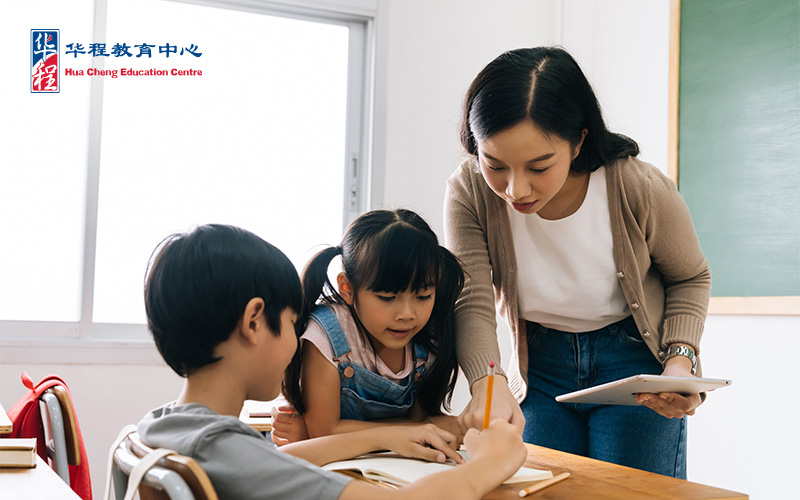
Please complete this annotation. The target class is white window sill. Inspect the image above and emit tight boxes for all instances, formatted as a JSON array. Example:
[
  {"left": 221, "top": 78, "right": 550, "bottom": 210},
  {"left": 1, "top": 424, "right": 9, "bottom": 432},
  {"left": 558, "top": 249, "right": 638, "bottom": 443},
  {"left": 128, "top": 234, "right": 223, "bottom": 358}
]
[{"left": 0, "top": 338, "right": 164, "bottom": 365}]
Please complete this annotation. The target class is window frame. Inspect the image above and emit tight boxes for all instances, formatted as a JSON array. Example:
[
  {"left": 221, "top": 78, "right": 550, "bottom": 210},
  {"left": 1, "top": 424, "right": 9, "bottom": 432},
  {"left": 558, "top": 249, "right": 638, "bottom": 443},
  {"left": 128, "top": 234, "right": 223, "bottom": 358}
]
[{"left": 0, "top": 0, "right": 379, "bottom": 365}]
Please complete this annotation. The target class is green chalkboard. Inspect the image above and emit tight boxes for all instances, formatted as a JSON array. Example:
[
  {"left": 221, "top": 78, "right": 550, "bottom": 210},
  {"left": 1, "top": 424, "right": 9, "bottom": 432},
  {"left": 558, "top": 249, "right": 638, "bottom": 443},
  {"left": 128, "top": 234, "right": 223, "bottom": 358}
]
[{"left": 678, "top": 0, "right": 800, "bottom": 297}]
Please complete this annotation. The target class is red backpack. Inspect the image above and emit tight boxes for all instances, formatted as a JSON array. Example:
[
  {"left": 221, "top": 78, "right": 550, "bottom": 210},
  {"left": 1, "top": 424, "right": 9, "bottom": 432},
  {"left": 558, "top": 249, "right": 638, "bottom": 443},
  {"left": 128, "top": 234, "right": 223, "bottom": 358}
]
[{"left": 7, "top": 372, "right": 93, "bottom": 500}]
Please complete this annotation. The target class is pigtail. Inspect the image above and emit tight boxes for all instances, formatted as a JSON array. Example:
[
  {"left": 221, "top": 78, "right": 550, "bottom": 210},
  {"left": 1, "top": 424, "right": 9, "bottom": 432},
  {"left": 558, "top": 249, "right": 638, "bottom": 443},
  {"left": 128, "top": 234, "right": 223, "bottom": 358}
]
[
  {"left": 300, "top": 246, "right": 343, "bottom": 323},
  {"left": 415, "top": 247, "right": 465, "bottom": 415},
  {"left": 281, "top": 320, "right": 307, "bottom": 414},
  {"left": 282, "top": 245, "right": 342, "bottom": 414}
]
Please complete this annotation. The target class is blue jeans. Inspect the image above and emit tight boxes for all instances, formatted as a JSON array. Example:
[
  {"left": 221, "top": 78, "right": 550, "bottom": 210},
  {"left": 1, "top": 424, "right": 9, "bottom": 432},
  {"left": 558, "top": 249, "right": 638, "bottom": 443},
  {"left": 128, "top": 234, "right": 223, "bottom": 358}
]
[{"left": 520, "top": 316, "right": 687, "bottom": 478}]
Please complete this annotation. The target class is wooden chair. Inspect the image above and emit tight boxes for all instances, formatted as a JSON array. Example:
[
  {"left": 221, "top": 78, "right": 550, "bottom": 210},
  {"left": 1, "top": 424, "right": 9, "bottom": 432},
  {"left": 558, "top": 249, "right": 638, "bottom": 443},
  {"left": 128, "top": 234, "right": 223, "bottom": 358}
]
[
  {"left": 39, "top": 384, "right": 80, "bottom": 483},
  {"left": 111, "top": 431, "right": 218, "bottom": 500}
]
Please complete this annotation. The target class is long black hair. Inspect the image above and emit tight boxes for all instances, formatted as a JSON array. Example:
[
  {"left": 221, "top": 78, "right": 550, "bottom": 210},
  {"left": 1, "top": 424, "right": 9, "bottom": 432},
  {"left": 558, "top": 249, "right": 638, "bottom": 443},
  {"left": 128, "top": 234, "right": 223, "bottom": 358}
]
[
  {"left": 283, "top": 209, "right": 464, "bottom": 416},
  {"left": 461, "top": 46, "right": 639, "bottom": 171}
]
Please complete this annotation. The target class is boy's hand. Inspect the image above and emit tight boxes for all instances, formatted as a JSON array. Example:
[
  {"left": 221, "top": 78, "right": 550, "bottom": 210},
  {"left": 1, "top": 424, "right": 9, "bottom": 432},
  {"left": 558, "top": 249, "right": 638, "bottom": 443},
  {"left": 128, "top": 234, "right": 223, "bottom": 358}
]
[
  {"left": 270, "top": 406, "right": 308, "bottom": 446},
  {"left": 382, "top": 423, "right": 465, "bottom": 464},
  {"left": 463, "top": 419, "right": 527, "bottom": 479},
  {"left": 425, "top": 414, "right": 464, "bottom": 447}
]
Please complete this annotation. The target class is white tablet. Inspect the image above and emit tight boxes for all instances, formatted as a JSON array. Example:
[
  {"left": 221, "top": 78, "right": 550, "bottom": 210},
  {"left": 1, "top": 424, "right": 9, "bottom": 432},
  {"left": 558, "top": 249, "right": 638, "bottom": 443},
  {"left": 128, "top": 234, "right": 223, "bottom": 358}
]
[{"left": 554, "top": 374, "right": 732, "bottom": 406}]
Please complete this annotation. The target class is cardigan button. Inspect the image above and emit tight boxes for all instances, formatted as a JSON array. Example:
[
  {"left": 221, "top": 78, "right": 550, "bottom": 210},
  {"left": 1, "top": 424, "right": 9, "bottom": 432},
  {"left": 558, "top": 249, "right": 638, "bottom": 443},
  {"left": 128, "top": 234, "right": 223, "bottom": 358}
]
[
  {"left": 642, "top": 330, "right": 651, "bottom": 338},
  {"left": 657, "top": 349, "right": 664, "bottom": 357},
  {"left": 617, "top": 271, "right": 624, "bottom": 278},
  {"left": 631, "top": 302, "right": 640, "bottom": 310}
]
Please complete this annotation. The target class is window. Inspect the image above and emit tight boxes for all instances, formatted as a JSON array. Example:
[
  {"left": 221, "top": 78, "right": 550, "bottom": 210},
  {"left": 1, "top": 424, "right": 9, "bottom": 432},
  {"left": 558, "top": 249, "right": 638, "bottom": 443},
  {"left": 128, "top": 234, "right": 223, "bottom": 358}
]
[
  {"left": 0, "top": 1, "right": 94, "bottom": 326},
  {"left": 0, "top": 0, "right": 374, "bottom": 347}
]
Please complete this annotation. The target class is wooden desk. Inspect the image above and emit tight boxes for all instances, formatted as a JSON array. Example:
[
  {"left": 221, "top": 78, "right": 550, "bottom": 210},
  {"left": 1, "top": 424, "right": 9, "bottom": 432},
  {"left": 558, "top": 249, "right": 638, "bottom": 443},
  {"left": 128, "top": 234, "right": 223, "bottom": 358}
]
[
  {"left": 239, "top": 411, "right": 747, "bottom": 499},
  {"left": 0, "top": 455, "right": 80, "bottom": 500},
  {"left": 240, "top": 413, "right": 272, "bottom": 432},
  {"left": 483, "top": 444, "right": 747, "bottom": 499},
  {"left": 0, "top": 402, "right": 13, "bottom": 434}
]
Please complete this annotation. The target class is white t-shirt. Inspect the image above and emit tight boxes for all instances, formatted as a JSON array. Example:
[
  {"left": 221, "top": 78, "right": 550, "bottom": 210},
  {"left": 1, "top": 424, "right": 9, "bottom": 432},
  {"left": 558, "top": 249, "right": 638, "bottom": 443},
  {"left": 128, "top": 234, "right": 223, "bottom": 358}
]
[{"left": 508, "top": 166, "right": 630, "bottom": 332}]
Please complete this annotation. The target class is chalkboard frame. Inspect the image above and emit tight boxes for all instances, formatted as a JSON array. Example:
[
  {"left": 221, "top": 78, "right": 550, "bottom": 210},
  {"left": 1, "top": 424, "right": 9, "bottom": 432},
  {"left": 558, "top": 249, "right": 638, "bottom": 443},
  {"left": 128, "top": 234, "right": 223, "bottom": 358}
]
[{"left": 668, "top": 0, "right": 799, "bottom": 316}]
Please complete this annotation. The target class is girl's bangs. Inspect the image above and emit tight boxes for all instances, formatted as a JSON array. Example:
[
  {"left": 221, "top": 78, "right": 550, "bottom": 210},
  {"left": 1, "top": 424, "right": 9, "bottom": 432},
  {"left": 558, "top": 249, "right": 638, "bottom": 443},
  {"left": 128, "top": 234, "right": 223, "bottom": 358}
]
[{"left": 359, "top": 226, "right": 438, "bottom": 293}]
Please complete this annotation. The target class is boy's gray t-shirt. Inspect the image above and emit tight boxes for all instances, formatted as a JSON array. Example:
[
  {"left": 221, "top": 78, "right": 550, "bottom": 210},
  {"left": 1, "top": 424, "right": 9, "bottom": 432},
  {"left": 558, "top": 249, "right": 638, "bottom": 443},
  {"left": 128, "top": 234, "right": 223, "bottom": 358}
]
[{"left": 137, "top": 403, "right": 351, "bottom": 500}]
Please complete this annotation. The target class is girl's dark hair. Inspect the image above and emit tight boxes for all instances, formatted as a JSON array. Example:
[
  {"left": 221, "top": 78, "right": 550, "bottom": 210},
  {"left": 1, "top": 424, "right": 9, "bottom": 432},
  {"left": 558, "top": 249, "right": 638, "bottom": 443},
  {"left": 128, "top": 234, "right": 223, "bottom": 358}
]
[
  {"left": 461, "top": 46, "right": 639, "bottom": 172},
  {"left": 283, "top": 209, "right": 465, "bottom": 416},
  {"left": 145, "top": 224, "right": 302, "bottom": 377}
]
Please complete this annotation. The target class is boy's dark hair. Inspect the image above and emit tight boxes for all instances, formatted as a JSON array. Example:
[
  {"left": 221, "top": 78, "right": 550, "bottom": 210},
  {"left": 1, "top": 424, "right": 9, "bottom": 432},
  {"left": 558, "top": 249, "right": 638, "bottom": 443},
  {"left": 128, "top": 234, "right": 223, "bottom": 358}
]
[
  {"left": 283, "top": 209, "right": 465, "bottom": 417},
  {"left": 144, "top": 224, "right": 302, "bottom": 377},
  {"left": 461, "top": 46, "right": 639, "bottom": 172}
]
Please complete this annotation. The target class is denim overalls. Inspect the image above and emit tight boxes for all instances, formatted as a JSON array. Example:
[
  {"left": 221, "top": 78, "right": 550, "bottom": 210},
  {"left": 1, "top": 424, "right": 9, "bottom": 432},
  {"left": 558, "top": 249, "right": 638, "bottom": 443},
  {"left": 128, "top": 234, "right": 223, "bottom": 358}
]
[{"left": 309, "top": 305, "right": 428, "bottom": 421}]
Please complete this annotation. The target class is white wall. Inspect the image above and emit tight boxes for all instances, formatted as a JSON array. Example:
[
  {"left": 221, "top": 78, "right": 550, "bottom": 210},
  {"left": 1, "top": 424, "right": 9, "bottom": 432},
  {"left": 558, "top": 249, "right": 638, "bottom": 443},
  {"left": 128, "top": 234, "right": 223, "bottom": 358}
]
[
  {"left": 2, "top": 1, "right": 796, "bottom": 499},
  {"left": 560, "top": 0, "right": 670, "bottom": 168},
  {"left": 379, "top": 0, "right": 559, "bottom": 237}
]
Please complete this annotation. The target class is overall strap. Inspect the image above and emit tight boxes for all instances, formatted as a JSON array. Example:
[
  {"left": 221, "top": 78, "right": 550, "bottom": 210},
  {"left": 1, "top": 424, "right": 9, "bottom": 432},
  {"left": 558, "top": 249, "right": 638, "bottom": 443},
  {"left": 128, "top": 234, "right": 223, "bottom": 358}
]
[
  {"left": 413, "top": 342, "right": 429, "bottom": 379},
  {"left": 309, "top": 305, "right": 352, "bottom": 360},
  {"left": 413, "top": 342, "right": 429, "bottom": 361}
]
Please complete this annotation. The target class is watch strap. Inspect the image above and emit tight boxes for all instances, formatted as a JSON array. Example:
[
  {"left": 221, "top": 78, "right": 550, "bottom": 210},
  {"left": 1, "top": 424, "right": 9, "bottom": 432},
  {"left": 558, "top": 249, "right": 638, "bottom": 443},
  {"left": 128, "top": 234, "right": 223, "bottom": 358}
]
[{"left": 663, "top": 344, "right": 697, "bottom": 375}]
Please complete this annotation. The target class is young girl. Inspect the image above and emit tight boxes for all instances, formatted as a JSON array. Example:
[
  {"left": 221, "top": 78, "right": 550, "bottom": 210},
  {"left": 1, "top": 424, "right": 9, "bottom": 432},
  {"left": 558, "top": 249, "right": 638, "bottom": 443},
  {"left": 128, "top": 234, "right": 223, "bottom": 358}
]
[{"left": 279, "top": 208, "right": 465, "bottom": 442}]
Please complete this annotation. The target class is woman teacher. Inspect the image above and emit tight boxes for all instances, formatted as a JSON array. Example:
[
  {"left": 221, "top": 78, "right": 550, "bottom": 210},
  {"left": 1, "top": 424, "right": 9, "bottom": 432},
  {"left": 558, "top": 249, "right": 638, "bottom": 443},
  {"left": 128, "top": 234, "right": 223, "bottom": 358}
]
[{"left": 444, "top": 47, "right": 710, "bottom": 478}]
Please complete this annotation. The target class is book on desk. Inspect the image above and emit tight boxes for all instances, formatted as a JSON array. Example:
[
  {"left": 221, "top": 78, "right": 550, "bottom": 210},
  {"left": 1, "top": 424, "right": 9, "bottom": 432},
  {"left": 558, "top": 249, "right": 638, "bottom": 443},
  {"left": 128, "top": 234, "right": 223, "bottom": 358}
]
[
  {"left": 239, "top": 400, "right": 278, "bottom": 433},
  {"left": 242, "top": 400, "right": 279, "bottom": 418},
  {"left": 323, "top": 450, "right": 552, "bottom": 487},
  {"left": 0, "top": 438, "right": 37, "bottom": 468}
]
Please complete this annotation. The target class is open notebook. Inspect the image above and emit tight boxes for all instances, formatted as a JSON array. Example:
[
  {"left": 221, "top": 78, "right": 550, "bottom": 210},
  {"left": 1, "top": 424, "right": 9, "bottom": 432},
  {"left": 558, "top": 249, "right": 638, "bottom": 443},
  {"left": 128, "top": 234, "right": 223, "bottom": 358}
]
[{"left": 323, "top": 451, "right": 552, "bottom": 487}]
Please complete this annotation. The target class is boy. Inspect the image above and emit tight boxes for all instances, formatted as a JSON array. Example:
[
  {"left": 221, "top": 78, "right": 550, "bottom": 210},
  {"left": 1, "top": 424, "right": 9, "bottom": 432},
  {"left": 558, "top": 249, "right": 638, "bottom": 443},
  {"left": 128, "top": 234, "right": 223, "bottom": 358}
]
[{"left": 139, "top": 224, "right": 526, "bottom": 500}]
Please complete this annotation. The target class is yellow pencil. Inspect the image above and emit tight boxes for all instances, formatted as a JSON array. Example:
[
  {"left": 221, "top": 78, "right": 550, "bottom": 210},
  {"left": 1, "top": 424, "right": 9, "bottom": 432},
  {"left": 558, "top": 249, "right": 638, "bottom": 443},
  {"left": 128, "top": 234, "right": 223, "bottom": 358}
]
[
  {"left": 518, "top": 472, "right": 571, "bottom": 497},
  {"left": 482, "top": 361, "right": 496, "bottom": 430}
]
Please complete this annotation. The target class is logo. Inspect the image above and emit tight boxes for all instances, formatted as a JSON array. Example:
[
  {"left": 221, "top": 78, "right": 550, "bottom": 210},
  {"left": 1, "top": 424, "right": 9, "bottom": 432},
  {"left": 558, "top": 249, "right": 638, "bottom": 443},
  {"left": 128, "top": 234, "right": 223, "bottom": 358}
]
[{"left": 32, "top": 29, "right": 59, "bottom": 93}]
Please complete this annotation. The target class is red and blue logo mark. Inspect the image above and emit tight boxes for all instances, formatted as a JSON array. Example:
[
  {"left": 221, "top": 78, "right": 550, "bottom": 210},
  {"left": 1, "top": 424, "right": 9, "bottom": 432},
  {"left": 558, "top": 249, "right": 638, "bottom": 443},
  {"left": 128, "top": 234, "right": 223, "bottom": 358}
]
[{"left": 31, "top": 29, "right": 59, "bottom": 93}]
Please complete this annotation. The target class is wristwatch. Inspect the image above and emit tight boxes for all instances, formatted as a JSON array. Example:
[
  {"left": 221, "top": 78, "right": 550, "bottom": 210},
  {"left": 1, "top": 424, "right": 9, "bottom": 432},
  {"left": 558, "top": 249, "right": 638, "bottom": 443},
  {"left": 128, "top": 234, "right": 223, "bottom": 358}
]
[{"left": 662, "top": 345, "right": 697, "bottom": 375}]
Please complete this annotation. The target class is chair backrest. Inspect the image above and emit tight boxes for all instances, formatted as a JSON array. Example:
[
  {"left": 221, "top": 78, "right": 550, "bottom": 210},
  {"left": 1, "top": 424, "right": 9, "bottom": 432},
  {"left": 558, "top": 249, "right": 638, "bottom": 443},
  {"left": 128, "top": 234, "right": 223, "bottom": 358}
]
[
  {"left": 51, "top": 385, "right": 81, "bottom": 465},
  {"left": 111, "top": 431, "right": 218, "bottom": 500},
  {"left": 39, "top": 384, "right": 80, "bottom": 483}
]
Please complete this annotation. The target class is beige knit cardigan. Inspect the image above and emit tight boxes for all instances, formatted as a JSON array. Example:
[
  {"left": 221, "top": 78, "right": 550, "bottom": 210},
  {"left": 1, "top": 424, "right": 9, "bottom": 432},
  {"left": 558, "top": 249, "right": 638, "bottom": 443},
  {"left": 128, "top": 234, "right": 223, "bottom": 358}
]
[{"left": 444, "top": 156, "right": 711, "bottom": 401}]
